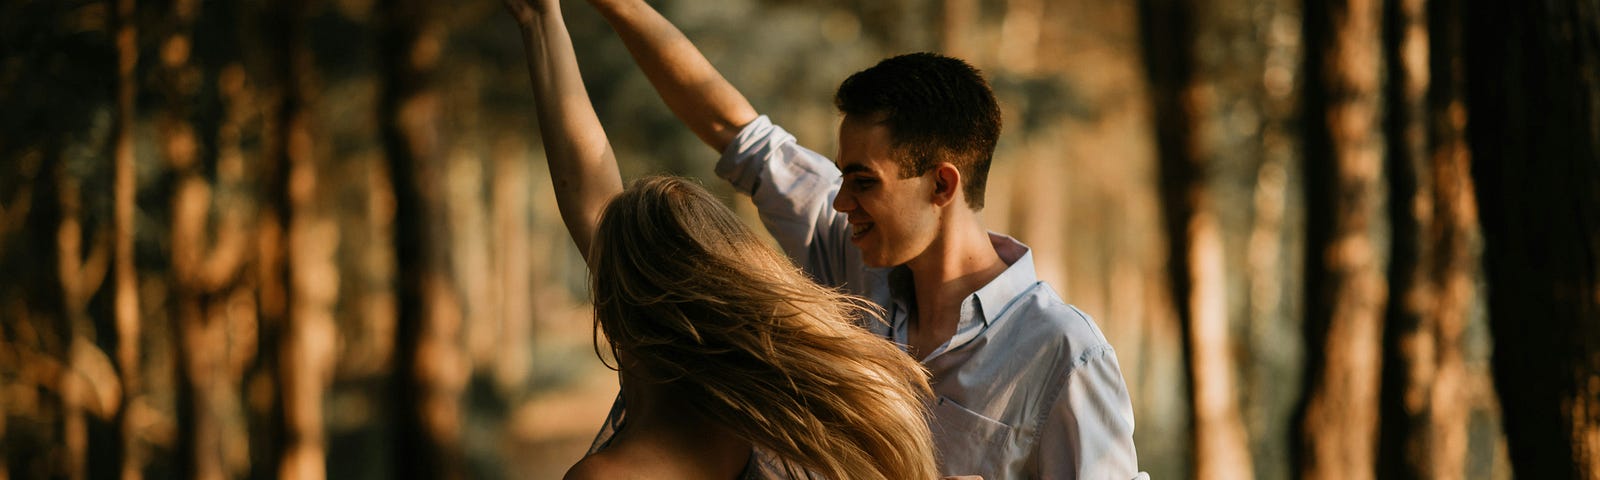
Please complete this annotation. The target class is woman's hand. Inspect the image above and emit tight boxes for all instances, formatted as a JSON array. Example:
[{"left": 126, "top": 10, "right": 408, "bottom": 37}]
[{"left": 503, "top": 0, "right": 557, "bottom": 27}]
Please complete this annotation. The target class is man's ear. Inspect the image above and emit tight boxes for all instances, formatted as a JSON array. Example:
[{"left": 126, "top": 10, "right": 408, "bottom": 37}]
[{"left": 930, "top": 163, "right": 961, "bottom": 207}]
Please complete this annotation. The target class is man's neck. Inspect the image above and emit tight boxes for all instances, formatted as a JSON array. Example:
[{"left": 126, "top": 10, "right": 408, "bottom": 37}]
[{"left": 903, "top": 213, "right": 1007, "bottom": 356}]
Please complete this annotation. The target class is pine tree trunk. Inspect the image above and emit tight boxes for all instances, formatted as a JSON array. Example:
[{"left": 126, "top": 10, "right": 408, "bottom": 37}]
[
  {"left": 252, "top": 5, "right": 289, "bottom": 476},
  {"left": 159, "top": 1, "right": 224, "bottom": 476},
  {"left": 1295, "top": 0, "right": 1389, "bottom": 478},
  {"left": 269, "top": 0, "right": 334, "bottom": 478},
  {"left": 997, "top": 0, "right": 1043, "bottom": 72},
  {"left": 1139, "top": 0, "right": 1255, "bottom": 477},
  {"left": 1376, "top": 0, "right": 1477, "bottom": 477},
  {"left": 110, "top": 0, "right": 141, "bottom": 475},
  {"left": 1464, "top": 0, "right": 1600, "bottom": 476},
  {"left": 382, "top": 0, "right": 463, "bottom": 476},
  {"left": 941, "top": 0, "right": 976, "bottom": 60},
  {"left": 54, "top": 159, "right": 91, "bottom": 480}
]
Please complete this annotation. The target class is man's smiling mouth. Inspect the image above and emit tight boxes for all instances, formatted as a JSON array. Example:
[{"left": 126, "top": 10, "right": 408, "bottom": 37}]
[{"left": 851, "top": 222, "right": 875, "bottom": 241}]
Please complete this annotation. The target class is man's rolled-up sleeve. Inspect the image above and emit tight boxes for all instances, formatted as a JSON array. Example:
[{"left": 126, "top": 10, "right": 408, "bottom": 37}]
[
  {"left": 715, "top": 115, "right": 856, "bottom": 289},
  {"left": 1037, "top": 345, "right": 1144, "bottom": 480}
]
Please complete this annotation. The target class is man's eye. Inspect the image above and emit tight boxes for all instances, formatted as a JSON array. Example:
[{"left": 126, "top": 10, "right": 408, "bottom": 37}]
[{"left": 853, "top": 178, "right": 877, "bottom": 190}]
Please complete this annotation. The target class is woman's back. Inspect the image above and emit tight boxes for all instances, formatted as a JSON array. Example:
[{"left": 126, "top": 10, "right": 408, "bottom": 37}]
[{"left": 564, "top": 420, "right": 752, "bottom": 480}]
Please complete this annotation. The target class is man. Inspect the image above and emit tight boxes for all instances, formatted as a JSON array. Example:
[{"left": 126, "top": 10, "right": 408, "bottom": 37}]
[{"left": 581, "top": 1, "right": 1145, "bottom": 477}]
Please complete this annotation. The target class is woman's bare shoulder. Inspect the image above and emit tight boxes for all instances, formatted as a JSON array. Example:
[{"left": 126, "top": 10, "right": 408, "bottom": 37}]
[
  {"left": 563, "top": 452, "right": 643, "bottom": 480},
  {"left": 563, "top": 454, "right": 620, "bottom": 480}
]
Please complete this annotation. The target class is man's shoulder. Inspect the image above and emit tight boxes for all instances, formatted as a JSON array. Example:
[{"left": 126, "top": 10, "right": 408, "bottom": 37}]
[
  {"left": 998, "top": 281, "right": 1112, "bottom": 361},
  {"left": 1009, "top": 281, "right": 1107, "bottom": 337}
]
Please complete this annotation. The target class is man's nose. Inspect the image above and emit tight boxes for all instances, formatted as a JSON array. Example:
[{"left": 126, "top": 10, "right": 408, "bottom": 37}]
[{"left": 832, "top": 187, "right": 855, "bottom": 213}]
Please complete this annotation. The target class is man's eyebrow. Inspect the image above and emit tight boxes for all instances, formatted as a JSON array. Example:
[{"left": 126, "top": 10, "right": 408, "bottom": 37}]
[{"left": 839, "top": 164, "right": 874, "bottom": 176}]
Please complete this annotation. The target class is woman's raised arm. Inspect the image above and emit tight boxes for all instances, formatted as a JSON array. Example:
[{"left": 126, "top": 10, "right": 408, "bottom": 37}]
[{"left": 506, "top": 0, "right": 623, "bottom": 262}]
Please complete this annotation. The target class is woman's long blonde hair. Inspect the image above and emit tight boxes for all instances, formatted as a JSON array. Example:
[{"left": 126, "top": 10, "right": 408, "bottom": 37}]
[{"left": 589, "top": 175, "right": 939, "bottom": 480}]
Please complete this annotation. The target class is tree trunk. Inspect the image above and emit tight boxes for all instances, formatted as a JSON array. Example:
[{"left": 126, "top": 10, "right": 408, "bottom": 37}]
[
  {"left": 252, "top": 20, "right": 288, "bottom": 480},
  {"left": 47, "top": 127, "right": 117, "bottom": 480},
  {"left": 55, "top": 159, "right": 102, "bottom": 480},
  {"left": 1377, "top": 0, "right": 1477, "bottom": 477},
  {"left": 158, "top": 1, "right": 224, "bottom": 477},
  {"left": 941, "top": 0, "right": 976, "bottom": 60},
  {"left": 997, "top": 0, "right": 1043, "bottom": 73},
  {"left": 382, "top": 0, "right": 463, "bottom": 476},
  {"left": 1295, "top": 0, "right": 1389, "bottom": 478},
  {"left": 491, "top": 140, "right": 533, "bottom": 393},
  {"left": 1463, "top": 0, "right": 1600, "bottom": 476},
  {"left": 110, "top": 0, "right": 141, "bottom": 475},
  {"left": 266, "top": 0, "right": 335, "bottom": 478},
  {"left": 1139, "top": 0, "right": 1254, "bottom": 477}
]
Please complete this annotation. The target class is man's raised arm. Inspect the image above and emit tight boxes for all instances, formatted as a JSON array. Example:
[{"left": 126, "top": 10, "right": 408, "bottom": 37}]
[{"left": 586, "top": 0, "right": 758, "bottom": 152}]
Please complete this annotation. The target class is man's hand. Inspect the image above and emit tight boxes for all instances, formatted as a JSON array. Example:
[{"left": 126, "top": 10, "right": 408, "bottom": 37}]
[
  {"left": 503, "top": 0, "right": 556, "bottom": 27},
  {"left": 573, "top": 0, "right": 757, "bottom": 152}
]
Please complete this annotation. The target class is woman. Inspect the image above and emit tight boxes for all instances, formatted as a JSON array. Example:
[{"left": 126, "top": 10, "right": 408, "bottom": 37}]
[{"left": 502, "top": 0, "right": 941, "bottom": 479}]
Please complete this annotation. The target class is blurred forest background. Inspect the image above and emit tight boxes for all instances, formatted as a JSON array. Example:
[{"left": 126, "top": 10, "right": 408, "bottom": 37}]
[{"left": 1, "top": 0, "right": 1596, "bottom": 478}]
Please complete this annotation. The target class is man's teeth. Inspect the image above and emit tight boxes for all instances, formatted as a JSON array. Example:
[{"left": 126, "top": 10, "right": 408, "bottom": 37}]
[{"left": 853, "top": 223, "right": 873, "bottom": 236}]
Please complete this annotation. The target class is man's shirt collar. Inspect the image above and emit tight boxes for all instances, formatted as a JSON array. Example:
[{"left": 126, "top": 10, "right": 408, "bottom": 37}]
[{"left": 882, "top": 233, "right": 1041, "bottom": 356}]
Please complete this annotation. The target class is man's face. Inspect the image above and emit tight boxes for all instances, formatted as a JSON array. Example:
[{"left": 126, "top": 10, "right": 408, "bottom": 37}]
[{"left": 833, "top": 113, "right": 940, "bottom": 268}]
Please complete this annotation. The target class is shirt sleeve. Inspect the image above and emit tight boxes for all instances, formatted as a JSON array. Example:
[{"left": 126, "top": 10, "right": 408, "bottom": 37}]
[
  {"left": 1037, "top": 345, "right": 1145, "bottom": 480},
  {"left": 715, "top": 115, "right": 860, "bottom": 291}
]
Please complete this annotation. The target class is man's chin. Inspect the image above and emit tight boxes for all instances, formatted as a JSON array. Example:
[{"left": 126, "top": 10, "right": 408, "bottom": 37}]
[{"left": 859, "top": 251, "right": 904, "bottom": 269}]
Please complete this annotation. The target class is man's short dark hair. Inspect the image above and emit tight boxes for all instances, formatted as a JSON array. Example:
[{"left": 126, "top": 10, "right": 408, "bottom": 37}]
[{"left": 834, "top": 52, "right": 1001, "bottom": 209}]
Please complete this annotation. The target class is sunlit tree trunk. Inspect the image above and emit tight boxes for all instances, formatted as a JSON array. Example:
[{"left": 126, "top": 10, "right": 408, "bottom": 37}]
[
  {"left": 263, "top": 0, "right": 337, "bottom": 478},
  {"left": 253, "top": 2, "right": 290, "bottom": 476},
  {"left": 51, "top": 151, "right": 114, "bottom": 480},
  {"left": 1139, "top": 0, "right": 1255, "bottom": 477},
  {"left": 382, "top": 0, "right": 464, "bottom": 476},
  {"left": 940, "top": 0, "right": 976, "bottom": 60},
  {"left": 55, "top": 173, "right": 86, "bottom": 480},
  {"left": 110, "top": 0, "right": 141, "bottom": 476},
  {"left": 167, "top": 109, "right": 252, "bottom": 479},
  {"left": 1295, "top": 0, "right": 1389, "bottom": 478},
  {"left": 158, "top": 1, "right": 224, "bottom": 477},
  {"left": 997, "top": 0, "right": 1042, "bottom": 73},
  {"left": 1464, "top": 0, "right": 1600, "bottom": 476},
  {"left": 491, "top": 140, "right": 533, "bottom": 392},
  {"left": 1376, "top": 0, "right": 1477, "bottom": 477}
]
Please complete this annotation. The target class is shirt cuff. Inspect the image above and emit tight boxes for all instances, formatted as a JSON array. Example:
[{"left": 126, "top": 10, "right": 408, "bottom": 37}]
[{"left": 716, "top": 114, "right": 780, "bottom": 196}]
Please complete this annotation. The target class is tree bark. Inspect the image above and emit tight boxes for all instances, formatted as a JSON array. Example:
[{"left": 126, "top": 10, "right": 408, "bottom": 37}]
[
  {"left": 997, "top": 0, "right": 1043, "bottom": 72},
  {"left": 157, "top": 2, "right": 227, "bottom": 477},
  {"left": 1295, "top": 0, "right": 1389, "bottom": 478},
  {"left": 110, "top": 0, "right": 141, "bottom": 476},
  {"left": 1139, "top": 0, "right": 1255, "bottom": 477},
  {"left": 1463, "top": 0, "right": 1600, "bottom": 476},
  {"left": 382, "top": 0, "right": 463, "bottom": 477},
  {"left": 251, "top": 3, "right": 289, "bottom": 475},
  {"left": 55, "top": 158, "right": 108, "bottom": 480},
  {"left": 941, "top": 0, "right": 977, "bottom": 61},
  {"left": 44, "top": 119, "right": 119, "bottom": 480},
  {"left": 265, "top": 0, "right": 336, "bottom": 478},
  {"left": 1377, "top": 0, "right": 1477, "bottom": 477}
]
